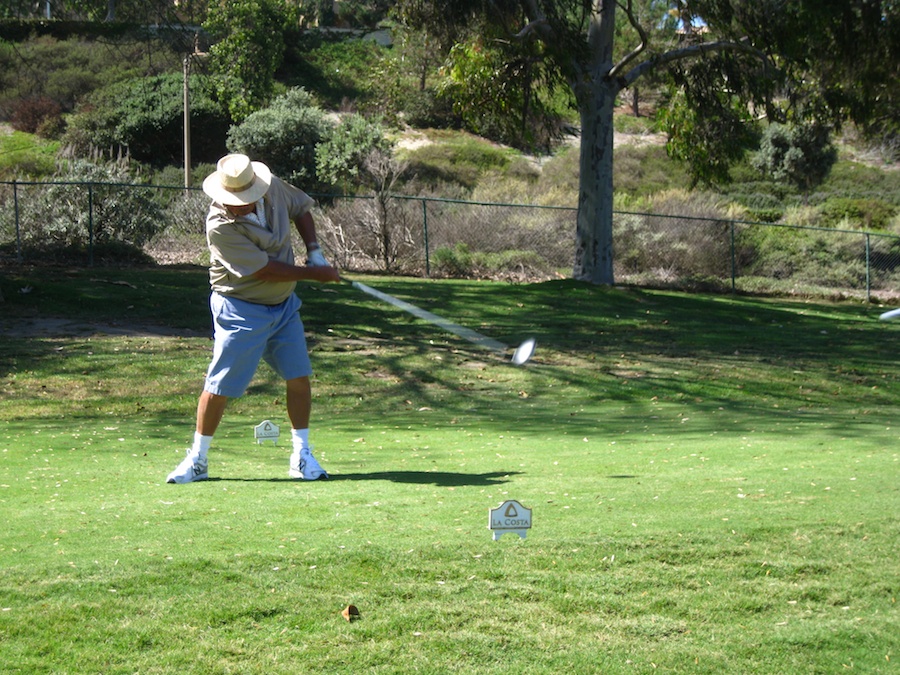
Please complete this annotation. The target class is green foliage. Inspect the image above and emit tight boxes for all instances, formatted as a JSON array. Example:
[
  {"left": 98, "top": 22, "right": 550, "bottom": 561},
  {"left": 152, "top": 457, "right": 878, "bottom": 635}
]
[
  {"left": 736, "top": 224, "right": 875, "bottom": 288},
  {"left": 315, "top": 114, "right": 391, "bottom": 192},
  {"left": 204, "top": 0, "right": 295, "bottom": 121},
  {"left": 0, "top": 129, "right": 58, "bottom": 179},
  {"left": 615, "top": 190, "right": 733, "bottom": 280},
  {"left": 613, "top": 142, "right": 691, "bottom": 198},
  {"left": 431, "top": 242, "right": 546, "bottom": 278},
  {"left": 226, "top": 87, "right": 332, "bottom": 190},
  {"left": 438, "top": 34, "right": 569, "bottom": 152},
  {"left": 752, "top": 122, "right": 838, "bottom": 200},
  {"left": 400, "top": 87, "right": 460, "bottom": 129},
  {"left": 333, "top": 0, "right": 393, "bottom": 28},
  {"left": 2, "top": 160, "right": 163, "bottom": 260},
  {"left": 431, "top": 242, "right": 473, "bottom": 276},
  {"left": 62, "top": 73, "right": 229, "bottom": 166},
  {"left": 0, "top": 35, "right": 181, "bottom": 118},
  {"left": 282, "top": 34, "right": 389, "bottom": 112},
  {"left": 399, "top": 132, "right": 514, "bottom": 193},
  {"left": 658, "top": 76, "right": 759, "bottom": 187},
  {"left": 820, "top": 159, "right": 900, "bottom": 204},
  {"left": 818, "top": 197, "right": 897, "bottom": 231}
]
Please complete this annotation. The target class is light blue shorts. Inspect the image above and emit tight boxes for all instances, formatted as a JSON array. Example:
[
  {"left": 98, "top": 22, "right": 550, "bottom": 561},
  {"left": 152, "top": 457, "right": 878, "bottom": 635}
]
[{"left": 204, "top": 292, "right": 312, "bottom": 398}]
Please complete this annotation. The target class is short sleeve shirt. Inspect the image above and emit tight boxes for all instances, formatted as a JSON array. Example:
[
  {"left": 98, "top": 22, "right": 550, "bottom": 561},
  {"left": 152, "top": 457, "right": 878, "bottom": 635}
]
[{"left": 206, "top": 176, "right": 314, "bottom": 305}]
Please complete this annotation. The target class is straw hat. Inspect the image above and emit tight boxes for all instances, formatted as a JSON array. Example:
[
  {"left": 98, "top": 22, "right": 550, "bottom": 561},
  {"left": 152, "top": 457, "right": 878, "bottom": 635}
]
[{"left": 202, "top": 154, "right": 272, "bottom": 206}]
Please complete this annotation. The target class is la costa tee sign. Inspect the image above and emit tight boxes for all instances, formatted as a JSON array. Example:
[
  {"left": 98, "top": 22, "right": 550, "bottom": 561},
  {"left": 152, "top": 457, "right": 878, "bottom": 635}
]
[
  {"left": 488, "top": 500, "right": 533, "bottom": 540},
  {"left": 254, "top": 420, "right": 280, "bottom": 445}
]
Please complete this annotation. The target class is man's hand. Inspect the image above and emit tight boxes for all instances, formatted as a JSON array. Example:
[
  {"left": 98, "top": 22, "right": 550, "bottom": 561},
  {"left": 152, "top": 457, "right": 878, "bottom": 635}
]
[
  {"left": 307, "top": 247, "right": 330, "bottom": 267},
  {"left": 307, "top": 264, "right": 341, "bottom": 283}
]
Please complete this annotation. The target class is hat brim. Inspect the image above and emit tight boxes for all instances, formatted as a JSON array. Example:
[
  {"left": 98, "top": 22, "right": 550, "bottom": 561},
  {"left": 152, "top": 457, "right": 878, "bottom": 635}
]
[{"left": 202, "top": 161, "right": 272, "bottom": 206}]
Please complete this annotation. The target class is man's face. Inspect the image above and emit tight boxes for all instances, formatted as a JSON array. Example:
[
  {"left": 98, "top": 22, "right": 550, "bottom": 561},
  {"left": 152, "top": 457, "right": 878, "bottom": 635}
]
[{"left": 225, "top": 203, "right": 255, "bottom": 217}]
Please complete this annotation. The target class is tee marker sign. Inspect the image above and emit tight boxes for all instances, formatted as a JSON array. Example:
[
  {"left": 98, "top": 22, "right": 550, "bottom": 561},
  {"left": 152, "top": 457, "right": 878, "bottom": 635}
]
[
  {"left": 254, "top": 420, "right": 280, "bottom": 445},
  {"left": 489, "top": 500, "right": 532, "bottom": 540}
]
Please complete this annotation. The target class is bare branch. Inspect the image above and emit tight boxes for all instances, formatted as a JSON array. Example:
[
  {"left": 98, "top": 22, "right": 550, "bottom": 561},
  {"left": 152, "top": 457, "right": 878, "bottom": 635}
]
[
  {"left": 510, "top": 0, "right": 555, "bottom": 42},
  {"left": 608, "top": 0, "right": 649, "bottom": 81}
]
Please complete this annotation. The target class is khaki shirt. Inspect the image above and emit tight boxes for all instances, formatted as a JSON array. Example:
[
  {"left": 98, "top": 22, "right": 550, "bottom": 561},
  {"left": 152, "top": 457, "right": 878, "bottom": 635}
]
[{"left": 206, "top": 176, "right": 314, "bottom": 305}]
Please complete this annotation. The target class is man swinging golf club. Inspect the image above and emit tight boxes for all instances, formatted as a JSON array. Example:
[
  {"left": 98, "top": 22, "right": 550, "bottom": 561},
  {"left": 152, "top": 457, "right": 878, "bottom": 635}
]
[{"left": 167, "top": 154, "right": 341, "bottom": 484}]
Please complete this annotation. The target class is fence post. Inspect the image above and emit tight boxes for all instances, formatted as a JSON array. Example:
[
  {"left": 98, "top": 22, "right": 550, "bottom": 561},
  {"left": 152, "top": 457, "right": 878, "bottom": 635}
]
[
  {"left": 730, "top": 220, "right": 736, "bottom": 293},
  {"left": 422, "top": 198, "right": 430, "bottom": 277},
  {"left": 13, "top": 180, "right": 23, "bottom": 262},
  {"left": 88, "top": 183, "right": 94, "bottom": 267},
  {"left": 865, "top": 233, "right": 871, "bottom": 303}
]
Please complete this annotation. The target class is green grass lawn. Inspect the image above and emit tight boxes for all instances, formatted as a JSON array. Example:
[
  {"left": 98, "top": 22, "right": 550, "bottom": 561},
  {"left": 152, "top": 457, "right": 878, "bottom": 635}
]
[{"left": 0, "top": 267, "right": 898, "bottom": 673}]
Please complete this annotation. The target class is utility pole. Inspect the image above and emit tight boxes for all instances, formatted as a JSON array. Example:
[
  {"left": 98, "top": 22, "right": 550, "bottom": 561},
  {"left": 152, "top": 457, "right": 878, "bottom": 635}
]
[{"left": 183, "top": 51, "right": 191, "bottom": 189}]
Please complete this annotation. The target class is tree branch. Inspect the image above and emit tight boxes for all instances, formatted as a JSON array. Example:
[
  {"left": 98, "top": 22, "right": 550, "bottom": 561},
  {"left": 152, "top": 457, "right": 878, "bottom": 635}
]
[
  {"left": 608, "top": 0, "right": 648, "bottom": 81},
  {"left": 622, "top": 37, "right": 769, "bottom": 88},
  {"left": 511, "top": 0, "right": 555, "bottom": 42}
]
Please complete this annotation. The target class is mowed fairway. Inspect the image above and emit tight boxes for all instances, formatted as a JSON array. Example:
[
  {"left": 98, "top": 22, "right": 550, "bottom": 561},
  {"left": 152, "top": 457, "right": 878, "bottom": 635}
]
[{"left": 1, "top": 268, "right": 898, "bottom": 674}]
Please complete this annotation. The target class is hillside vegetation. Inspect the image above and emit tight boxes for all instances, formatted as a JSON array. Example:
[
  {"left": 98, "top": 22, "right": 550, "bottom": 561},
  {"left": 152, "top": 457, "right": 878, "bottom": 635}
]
[{"left": 0, "top": 30, "right": 898, "bottom": 296}]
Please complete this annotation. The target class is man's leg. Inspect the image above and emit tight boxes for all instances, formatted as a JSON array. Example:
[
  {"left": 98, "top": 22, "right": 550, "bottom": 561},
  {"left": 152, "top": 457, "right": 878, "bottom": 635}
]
[
  {"left": 286, "top": 376, "right": 328, "bottom": 480},
  {"left": 285, "top": 376, "right": 311, "bottom": 430},
  {"left": 197, "top": 390, "right": 229, "bottom": 435},
  {"left": 166, "top": 390, "right": 231, "bottom": 484}
]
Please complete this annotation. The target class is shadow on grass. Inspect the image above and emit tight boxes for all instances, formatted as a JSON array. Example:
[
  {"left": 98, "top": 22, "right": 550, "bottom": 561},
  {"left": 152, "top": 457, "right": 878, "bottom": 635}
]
[{"left": 209, "top": 470, "right": 522, "bottom": 486}]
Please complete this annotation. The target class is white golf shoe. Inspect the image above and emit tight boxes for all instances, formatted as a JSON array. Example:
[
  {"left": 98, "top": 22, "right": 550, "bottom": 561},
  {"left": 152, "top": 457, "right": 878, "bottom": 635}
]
[
  {"left": 166, "top": 450, "right": 208, "bottom": 484},
  {"left": 289, "top": 447, "right": 329, "bottom": 480}
]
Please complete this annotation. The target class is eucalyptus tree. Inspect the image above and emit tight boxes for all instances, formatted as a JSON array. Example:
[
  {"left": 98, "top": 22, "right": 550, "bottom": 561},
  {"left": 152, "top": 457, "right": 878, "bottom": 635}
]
[{"left": 394, "top": 1, "right": 898, "bottom": 285}]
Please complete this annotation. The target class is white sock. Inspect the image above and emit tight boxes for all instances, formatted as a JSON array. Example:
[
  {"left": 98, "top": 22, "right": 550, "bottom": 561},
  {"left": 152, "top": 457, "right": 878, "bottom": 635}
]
[
  {"left": 192, "top": 432, "right": 213, "bottom": 456},
  {"left": 291, "top": 428, "right": 310, "bottom": 451}
]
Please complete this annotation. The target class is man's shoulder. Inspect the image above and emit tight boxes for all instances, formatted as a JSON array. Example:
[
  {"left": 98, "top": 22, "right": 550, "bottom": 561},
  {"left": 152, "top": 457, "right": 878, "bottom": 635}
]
[{"left": 266, "top": 176, "right": 313, "bottom": 211}]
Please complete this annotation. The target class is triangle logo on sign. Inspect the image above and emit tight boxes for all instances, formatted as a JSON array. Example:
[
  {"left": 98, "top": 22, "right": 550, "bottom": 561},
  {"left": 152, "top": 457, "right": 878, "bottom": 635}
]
[{"left": 504, "top": 504, "right": 518, "bottom": 518}]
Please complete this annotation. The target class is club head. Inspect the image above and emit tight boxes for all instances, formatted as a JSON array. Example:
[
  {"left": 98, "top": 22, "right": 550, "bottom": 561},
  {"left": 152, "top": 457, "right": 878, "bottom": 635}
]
[{"left": 511, "top": 338, "right": 536, "bottom": 365}]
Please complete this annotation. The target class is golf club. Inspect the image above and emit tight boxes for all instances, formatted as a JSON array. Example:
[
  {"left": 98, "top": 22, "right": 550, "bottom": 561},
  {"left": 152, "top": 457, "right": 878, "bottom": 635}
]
[
  {"left": 343, "top": 278, "right": 536, "bottom": 365},
  {"left": 879, "top": 308, "right": 900, "bottom": 321}
]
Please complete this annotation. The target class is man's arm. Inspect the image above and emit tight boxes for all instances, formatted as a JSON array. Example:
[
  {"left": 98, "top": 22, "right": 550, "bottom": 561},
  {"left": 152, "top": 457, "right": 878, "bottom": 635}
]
[
  {"left": 294, "top": 211, "right": 319, "bottom": 254},
  {"left": 252, "top": 259, "right": 340, "bottom": 283}
]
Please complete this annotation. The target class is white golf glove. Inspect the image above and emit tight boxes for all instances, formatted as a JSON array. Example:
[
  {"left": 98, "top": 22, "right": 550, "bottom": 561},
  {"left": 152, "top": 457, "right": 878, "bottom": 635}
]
[{"left": 306, "top": 246, "right": 330, "bottom": 267}]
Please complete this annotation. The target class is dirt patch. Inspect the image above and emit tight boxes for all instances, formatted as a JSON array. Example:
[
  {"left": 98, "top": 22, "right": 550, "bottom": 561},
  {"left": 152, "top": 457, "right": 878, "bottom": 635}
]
[{"left": 0, "top": 316, "right": 205, "bottom": 339}]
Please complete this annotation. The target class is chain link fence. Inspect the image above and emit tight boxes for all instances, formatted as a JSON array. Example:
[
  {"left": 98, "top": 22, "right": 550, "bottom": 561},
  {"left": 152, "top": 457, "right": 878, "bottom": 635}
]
[{"left": 2, "top": 179, "right": 899, "bottom": 302}]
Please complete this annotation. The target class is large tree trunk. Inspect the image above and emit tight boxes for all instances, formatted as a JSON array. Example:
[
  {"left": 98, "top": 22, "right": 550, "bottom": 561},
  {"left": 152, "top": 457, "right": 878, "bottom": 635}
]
[
  {"left": 573, "top": 81, "right": 617, "bottom": 284},
  {"left": 572, "top": 1, "right": 618, "bottom": 285}
]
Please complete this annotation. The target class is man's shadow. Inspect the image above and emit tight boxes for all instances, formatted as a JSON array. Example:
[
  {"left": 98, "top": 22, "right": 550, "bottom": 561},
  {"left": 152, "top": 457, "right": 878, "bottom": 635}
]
[{"left": 210, "top": 471, "right": 522, "bottom": 486}]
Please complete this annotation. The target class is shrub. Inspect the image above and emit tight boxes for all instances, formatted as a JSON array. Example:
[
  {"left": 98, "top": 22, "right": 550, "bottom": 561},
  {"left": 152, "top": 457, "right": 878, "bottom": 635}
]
[
  {"left": 818, "top": 197, "right": 896, "bottom": 230},
  {"left": 0, "top": 35, "right": 182, "bottom": 119},
  {"left": 431, "top": 242, "right": 549, "bottom": 280},
  {"left": 62, "top": 73, "right": 229, "bottom": 167},
  {"left": 316, "top": 195, "right": 424, "bottom": 274},
  {"left": 432, "top": 242, "right": 474, "bottom": 277},
  {"left": 752, "top": 122, "right": 838, "bottom": 201},
  {"left": 401, "top": 88, "right": 461, "bottom": 130},
  {"left": 615, "top": 191, "right": 733, "bottom": 279},
  {"left": 399, "top": 135, "right": 512, "bottom": 192},
  {"left": 10, "top": 96, "right": 63, "bottom": 136},
  {"left": 226, "top": 87, "right": 332, "bottom": 192},
  {"left": 315, "top": 114, "right": 390, "bottom": 193},
  {"left": 614, "top": 143, "right": 691, "bottom": 198},
  {"left": 735, "top": 193, "right": 784, "bottom": 223},
  {"left": 281, "top": 35, "right": 387, "bottom": 111},
  {"left": 3, "top": 160, "right": 164, "bottom": 260}
]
